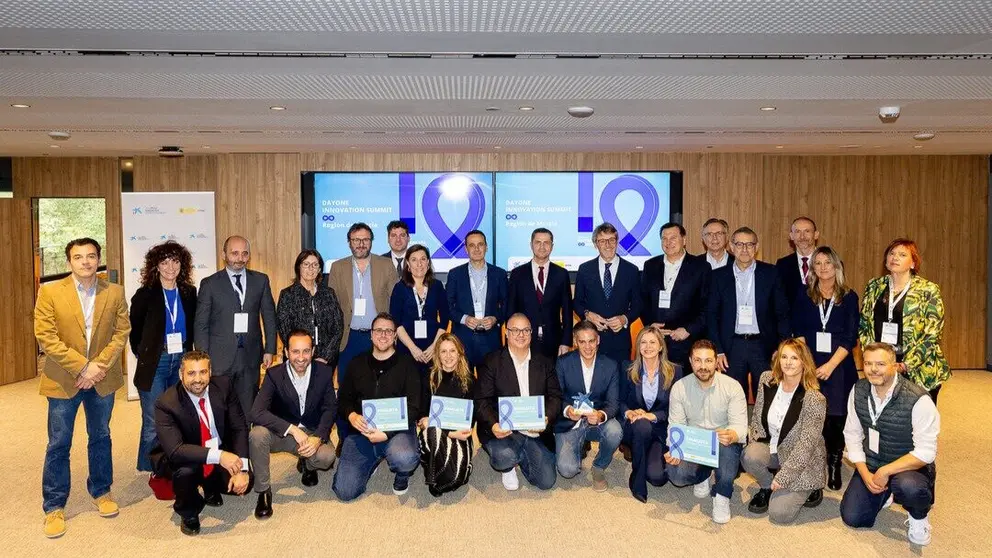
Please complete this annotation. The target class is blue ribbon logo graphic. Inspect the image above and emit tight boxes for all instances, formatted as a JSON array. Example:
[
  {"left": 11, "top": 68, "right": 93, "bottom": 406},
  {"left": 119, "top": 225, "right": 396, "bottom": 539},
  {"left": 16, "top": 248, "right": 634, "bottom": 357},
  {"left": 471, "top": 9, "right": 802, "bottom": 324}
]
[
  {"left": 599, "top": 174, "right": 660, "bottom": 256},
  {"left": 422, "top": 173, "right": 487, "bottom": 259},
  {"left": 428, "top": 399, "right": 444, "bottom": 429},
  {"left": 400, "top": 397, "right": 407, "bottom": 420},
  {"left": 362, "top": 402, "right": 377, "bottom": 430},
  {"left": 669, "top": 426, "right": 686, "bottom": 460},
  {"left": 499, "top": 400, "right": 515, "bottom": 430}
]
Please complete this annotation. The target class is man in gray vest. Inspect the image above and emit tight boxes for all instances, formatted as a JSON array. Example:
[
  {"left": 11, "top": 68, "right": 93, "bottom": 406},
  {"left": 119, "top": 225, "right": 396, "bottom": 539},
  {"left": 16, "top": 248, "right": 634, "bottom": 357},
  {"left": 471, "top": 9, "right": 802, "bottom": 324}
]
[{"left": 840, "top": 342, "right": 940, "bottom": 547}]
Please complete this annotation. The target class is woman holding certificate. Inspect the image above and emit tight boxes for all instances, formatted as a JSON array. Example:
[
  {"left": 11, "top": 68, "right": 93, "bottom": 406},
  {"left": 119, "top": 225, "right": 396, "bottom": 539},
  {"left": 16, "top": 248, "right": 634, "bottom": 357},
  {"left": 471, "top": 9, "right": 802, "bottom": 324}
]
[
  {"left": 619, "top": 326, "right": 682, "bottom": 503},
  {"left": 390, "top": 244, "right": 451, "bottom": 376},
  {"left": 859, "top": 239, "right": 950, "bottom": 402},
  {"left": 742, "top": 338, "right": 827, "bottom": 524},
  {"left": 789, "top": 246, "right": 859, "bottom": 490},
  {"left": 417, "top": 333, "right": 475, "bottom": 496}
]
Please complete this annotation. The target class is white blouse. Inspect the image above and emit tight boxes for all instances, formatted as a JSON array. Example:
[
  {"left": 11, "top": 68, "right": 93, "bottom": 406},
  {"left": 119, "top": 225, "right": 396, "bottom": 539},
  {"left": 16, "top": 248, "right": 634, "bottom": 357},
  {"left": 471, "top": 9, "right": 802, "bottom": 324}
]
[{"left": 768, "top": 384, "right": 797, "bottom": 454}]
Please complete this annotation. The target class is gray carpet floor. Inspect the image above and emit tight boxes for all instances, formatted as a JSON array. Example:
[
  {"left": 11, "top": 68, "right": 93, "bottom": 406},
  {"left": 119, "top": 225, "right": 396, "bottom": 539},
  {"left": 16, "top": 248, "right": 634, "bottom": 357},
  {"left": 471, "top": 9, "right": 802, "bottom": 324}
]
[{"left": 1, "top": 370, "right": 989, "bottom": 557}]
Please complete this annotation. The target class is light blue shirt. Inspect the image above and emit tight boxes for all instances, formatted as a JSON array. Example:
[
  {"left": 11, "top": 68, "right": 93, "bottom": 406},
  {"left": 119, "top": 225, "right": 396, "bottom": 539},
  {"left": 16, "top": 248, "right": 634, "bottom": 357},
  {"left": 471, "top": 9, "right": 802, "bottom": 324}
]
[
  {"left": 72, "top": 276, "right": 97, "bottom": 355},
  {"left": 641, "top": 370, "right": 659, "bottom": 410},
  {"left": 349, "top": 258, "right": 376, "bottom": 330},
  {"left": 460, "top": 263, "right": 489, "bottom": 324},
  {"left": 732, "top": 262, "right": 760, "bottom": 334}
]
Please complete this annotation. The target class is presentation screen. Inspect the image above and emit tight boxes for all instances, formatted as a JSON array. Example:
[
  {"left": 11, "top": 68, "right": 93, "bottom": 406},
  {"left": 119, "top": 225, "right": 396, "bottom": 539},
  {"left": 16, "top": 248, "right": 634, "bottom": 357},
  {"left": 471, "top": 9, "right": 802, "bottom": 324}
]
[
  {"left": 493, "top": 171, "right": 681, "bottom": 271},
  {"left": 307, "top": 172, "right": 494, "bottom": 273}
]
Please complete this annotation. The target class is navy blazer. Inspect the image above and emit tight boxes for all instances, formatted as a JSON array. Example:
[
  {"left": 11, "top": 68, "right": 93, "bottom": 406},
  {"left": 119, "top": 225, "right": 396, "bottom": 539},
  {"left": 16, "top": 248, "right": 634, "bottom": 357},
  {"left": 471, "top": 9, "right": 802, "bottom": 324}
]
[
  {"left": 639, "top": 253, "right": 709, "bottom": 345},
  {"left": 507, "top": 261, "right": 573, "bottom": 358},
  {"left": 775, "top": 253, "right": 809, "bottom": 306},
  {"left": 553, "top": 351, "right": 620, "bottom": 433},
  {"left": 446, "top": 262, "right": 508, "bottom": 338},
  {"left": 573, "top": 257, "right": 642, "bottom": 359},
  {"left": 617, "top": 361, "right": 682, "bottom": 421},
  {"left": 706, "top": 261, "right": 791, "bottom": 358},
  {"left": 389, "top": 280, "right": 451, "bottom": 352},
  {"left": 250, "top": 361, "right": 337, "bottom": 442}
]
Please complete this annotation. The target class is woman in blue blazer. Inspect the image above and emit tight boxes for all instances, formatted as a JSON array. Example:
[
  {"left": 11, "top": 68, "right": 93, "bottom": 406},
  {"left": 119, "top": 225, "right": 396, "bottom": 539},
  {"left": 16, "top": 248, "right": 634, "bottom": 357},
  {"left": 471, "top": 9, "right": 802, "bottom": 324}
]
[
  {"left": 619, "top": 325, "right": 683, "bottom": 502},
  {"left": 390, "top": 244, "right": 450, "bottom": 375}
]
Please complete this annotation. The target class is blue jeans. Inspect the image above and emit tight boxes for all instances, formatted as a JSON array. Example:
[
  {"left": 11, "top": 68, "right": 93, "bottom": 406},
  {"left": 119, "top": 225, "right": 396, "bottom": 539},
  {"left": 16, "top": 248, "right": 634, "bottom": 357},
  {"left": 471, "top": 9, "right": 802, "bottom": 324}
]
[
  {"left": 43, "top": 388, "right": 116, "bottom": 513},
  {"left": 137, "top": 352, "right": 181, "bottom": 472},
  {"left": 841, "top": 466, "right": 935, "bottom": 526},
  {"left": 332, "top": 431, "right": 420, "bottom": 502},
  {"left": 555, "top": 418, "right": 623, "bottom": 478},
  {"left": 484, "top": 433, "right": 557, "bottom": 490},
  {"left": 335, "top": 330, "right": 373, "bottom": 441},
  {"left": 667, "top": 442, "right": 743, "bottom": 499}
]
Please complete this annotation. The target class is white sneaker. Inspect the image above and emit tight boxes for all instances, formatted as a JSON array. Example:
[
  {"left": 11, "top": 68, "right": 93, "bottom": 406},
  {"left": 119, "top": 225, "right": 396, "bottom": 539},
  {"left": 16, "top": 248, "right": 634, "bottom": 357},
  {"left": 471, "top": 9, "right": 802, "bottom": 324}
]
[
  {"left": 883, "top": 494, "right": 894, "bottom": 509},
  {"left": 502, "top": 469, "right": 520, "bottom": 491},
  {"left": 906, "top": 515, "right": 932, "bottom": 546},
  {"left": 712, "top": 494, "right": 732, "bottom": 524},
  {"left": 693, "top": 478, "right": 711, "bottom": 499}
]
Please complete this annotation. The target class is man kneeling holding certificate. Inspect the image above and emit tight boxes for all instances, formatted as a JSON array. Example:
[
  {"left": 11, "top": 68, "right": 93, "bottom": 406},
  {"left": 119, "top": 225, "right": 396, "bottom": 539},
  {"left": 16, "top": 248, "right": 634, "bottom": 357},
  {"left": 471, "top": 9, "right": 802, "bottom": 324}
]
[
  {"left": 332, "top": 313, "right": 422, "bottom": 501},
  {"left": 665, "top": 339, "right": 748, "bottom": 524},
  {"left": 476, "top": 313, "right": 563, "bottom": 491}
]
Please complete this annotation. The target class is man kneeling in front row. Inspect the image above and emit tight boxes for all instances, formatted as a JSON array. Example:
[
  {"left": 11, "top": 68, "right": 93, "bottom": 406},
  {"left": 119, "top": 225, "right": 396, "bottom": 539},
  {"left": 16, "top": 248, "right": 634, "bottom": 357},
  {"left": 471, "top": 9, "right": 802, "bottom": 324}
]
[
  {"left": 249, "top": 329, "right": 337, "bottom": 518},
  {"left": 152, "top": 350, "right": 253, "bottom": 536}
]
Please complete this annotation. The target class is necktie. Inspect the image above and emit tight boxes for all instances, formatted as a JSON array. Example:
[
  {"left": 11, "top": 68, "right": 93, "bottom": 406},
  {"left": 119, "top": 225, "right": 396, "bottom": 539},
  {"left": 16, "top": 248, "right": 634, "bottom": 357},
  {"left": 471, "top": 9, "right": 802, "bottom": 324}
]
[
  {"left": 536, "top": 266, "right": 545, "bottom": 304},
  {"left": 801, "top": 257, "right": 809, "bottom": 285},
  {"left": 396, "top": 258, "right": 403, "bottom": 277},
  {"left": 198, "top": 398, "right": 215, "bottom": 477},
  {"left": 603, "top": 262, "right": 614, "bottom": 299},
  {"left": 234, "top": 273, "right": 244, "bottom": 295}
]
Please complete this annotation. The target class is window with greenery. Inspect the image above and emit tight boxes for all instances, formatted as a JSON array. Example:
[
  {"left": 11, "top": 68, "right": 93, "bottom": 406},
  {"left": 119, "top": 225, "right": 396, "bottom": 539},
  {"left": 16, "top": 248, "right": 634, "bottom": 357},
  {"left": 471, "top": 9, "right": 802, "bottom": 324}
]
[{"left": 37, "top": 198, "right": 107, "bottom": 278}]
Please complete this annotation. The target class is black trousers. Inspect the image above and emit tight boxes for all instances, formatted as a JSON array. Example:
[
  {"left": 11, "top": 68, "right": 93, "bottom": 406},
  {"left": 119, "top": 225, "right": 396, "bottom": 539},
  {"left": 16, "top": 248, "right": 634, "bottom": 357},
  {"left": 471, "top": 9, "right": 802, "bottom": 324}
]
[{"left": 173, "top": 464, "right": 255, "bottom": 519}]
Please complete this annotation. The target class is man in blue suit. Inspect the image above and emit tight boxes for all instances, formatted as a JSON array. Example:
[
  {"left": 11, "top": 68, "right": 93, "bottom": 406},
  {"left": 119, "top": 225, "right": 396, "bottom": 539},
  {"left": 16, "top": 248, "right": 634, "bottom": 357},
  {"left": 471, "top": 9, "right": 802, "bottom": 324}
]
[
  {"left": 446, "top": 230, "right": 508, "bottom": 368},
  {"left": 706, "top": 226, "right": 790, "bottom": 399},
  {"left": 507, "top": 228, "right": 573, "bottom": 360},
  {"left": 640, "top": 222, "right": 710, "bottom": 369},
  {"left": 554, "top": 321, "right": 622, "bottom": 491},
  {"left": 574, "top": 222, "right": 642, "bottom": 364}
]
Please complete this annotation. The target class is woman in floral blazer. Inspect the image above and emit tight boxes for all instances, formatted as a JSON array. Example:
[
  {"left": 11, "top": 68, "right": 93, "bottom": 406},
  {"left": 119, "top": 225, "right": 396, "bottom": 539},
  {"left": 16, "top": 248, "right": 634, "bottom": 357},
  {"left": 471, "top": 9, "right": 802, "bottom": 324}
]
[{"left": 859, "top": 238, "right": 950, "bottom": 401}]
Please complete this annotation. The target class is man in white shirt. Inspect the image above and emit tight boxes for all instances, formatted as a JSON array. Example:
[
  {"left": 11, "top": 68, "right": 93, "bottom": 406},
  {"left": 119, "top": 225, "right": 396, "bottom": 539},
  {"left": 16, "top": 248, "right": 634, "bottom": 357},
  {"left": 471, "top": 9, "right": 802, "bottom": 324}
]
[
  {"left": 840, "top": 342, "right": 940, "bottom": 546},
  {"left": 702, "top": 218, "right": 734, "bottom": 269},
  {"left": 382, "top": 220, "right": 410, "bottom": 279}
]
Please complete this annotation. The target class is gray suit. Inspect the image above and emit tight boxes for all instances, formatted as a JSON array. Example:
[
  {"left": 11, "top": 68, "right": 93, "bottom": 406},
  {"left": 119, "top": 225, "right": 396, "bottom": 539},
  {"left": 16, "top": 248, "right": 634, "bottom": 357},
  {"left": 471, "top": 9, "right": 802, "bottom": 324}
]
[{"left": 194, "top": 268, "right": 277, "bottom": 416}]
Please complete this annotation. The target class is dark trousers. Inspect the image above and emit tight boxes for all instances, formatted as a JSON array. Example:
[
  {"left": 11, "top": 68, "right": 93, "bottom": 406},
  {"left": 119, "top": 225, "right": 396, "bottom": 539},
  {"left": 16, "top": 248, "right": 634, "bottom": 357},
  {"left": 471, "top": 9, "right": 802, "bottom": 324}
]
[
  {"left": 172, "top": 465, "right": 255, "bottom": 519},
  {"left": 840, "top": 466, "right": 935, "bottom": 526},
  {"left": 622, "top": 418, "right": 668, "bottom": 500},
  {"left": 726, "top": 337, "right": 770, "bottom": 400},
  {"left": 823, "top": 414, "right": 847, "bottom": 456},
  {"left": 214, "top": 347, "right": 259, "bottom": 421},
  {"left": 457, "top": 329, "right": 502, "bottom": 370},
  {"left": 335, "top": 329, "right": 373, "bottom": 440}
]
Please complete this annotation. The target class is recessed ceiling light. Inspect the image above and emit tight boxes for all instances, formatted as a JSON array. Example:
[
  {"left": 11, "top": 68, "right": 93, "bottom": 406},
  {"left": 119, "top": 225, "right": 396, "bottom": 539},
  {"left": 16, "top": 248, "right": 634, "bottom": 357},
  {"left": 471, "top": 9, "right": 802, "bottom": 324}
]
[
  {"left": 10, "top": 103, "right": 30, "bottom": 108},
  {"left": 634, "top": 146, "right": 643, "bottom": 149},
  {"left": 485, "top": 106, "right": 500, "bottom": 112},
  {"left": 49, "top": 144, "right": 60, "bottom": 148},
  {"left": 201, "top": 145, "right": 211, "bottom": 149},
  {"left": 518, "top": 106, "right": 534, "bottom": 111},
  {"left": 914, "top": 145, "right": 923, "bottom": 149},
  {"left": 348, "top": 146, "right": 357, "bottom": 149},
  {"left": 705, "top": 145, "right": 714, "bottom": 149},
  {"left": 760, "top": 106, "right": 777, "bottom": 112},
  {"left": 775, "top": 145, "right": 784, "bottom": 149},
  {"left": 269, "top": 105, "right": 286, "bottom": 111},
  {"left": 494, "top": 146, "right": 502, "bottom": 150},
  {"left": 122, "top": 160, "right": 133, "bottom": 169},
  {"left": 913, "top": 131, "right": 936, "bottom": 141},
  {"left": 840, "top": 144, "right": 861, "bottom": 149}
]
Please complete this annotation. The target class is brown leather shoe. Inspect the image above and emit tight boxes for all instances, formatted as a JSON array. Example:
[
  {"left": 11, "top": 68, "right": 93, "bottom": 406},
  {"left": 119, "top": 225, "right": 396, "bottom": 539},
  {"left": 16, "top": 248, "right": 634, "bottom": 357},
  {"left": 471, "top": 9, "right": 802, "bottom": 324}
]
[{"left": 592, "top": 468, "right": 608, "bottom": 492}]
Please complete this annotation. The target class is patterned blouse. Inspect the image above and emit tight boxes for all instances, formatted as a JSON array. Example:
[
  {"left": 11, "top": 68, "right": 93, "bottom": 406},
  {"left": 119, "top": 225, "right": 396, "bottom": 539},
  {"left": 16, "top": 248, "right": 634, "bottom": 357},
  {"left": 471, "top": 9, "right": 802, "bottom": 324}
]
[{"left": 276, "top": 282, "right": 344, "bottom": 367}]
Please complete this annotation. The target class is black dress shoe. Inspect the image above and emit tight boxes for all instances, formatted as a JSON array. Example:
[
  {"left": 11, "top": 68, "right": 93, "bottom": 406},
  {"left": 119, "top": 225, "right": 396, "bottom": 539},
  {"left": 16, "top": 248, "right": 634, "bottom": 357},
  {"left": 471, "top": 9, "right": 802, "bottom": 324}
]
[
  {"left": 619, "top": 444, "right": 633, "bottom": 463},
  {"left": 827, "top": 453, "right": 843, "bottom": 491},
  {"left": 180, "top": 516, "right": 201, "bottom": 536},
  {"left": 804, "top": 489, "right": 823, "bottom": 508},
  {"left": 254, "top": 489, "right": 273, "bottom": 519},
  {"left": 748, "top": 488, "right": 772, "bottom": 514},
  {"left": 301, "top": 467, "right": 319, "bottom": 487},
  {"left": 203, "top": 491, "right": 223, "bottom": 507}
]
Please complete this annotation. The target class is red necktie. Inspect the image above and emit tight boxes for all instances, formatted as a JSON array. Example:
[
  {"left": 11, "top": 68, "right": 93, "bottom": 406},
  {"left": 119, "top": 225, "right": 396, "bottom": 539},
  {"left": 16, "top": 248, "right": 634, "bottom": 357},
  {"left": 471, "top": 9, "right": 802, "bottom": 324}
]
[
  {"left": 536, "top": 266, "right": 545, "bottom": 304},
  {"left": 801, "top": 257, "right": 809, "bottom": 284},
  {"left": 198, "top": 398, "right": 214, "bottom": 477}
]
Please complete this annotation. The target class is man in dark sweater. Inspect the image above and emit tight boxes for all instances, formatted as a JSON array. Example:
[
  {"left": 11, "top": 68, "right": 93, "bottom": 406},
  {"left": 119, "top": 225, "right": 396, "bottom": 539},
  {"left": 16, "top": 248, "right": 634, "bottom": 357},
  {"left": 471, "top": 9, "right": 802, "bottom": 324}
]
[
  {"left": 332, "top": 313, "right": 422, "bottom": 501},
  {"left": 840, "top": 342, "right": 940, "bottom": 547}
]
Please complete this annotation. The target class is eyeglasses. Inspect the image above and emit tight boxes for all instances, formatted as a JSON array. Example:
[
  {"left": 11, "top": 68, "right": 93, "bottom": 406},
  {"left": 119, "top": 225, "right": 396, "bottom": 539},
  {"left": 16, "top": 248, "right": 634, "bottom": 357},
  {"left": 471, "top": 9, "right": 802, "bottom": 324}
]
[
  {"left": 595, "top": 238, "right": 618, "bottom": 247},
  {"left": 507, "top": 327, "right": 532, "bottom": 336},
  {"left": 349, "top": 238, "right": 372, "bottom": 245},
  {"left": 732, "top": 241, "right": 758, "bottom": 250},
  {"left": 300, "top": 261, "right": 321, "bottom": 269},
  {"left": 372, "top": 328, "right": 396, "bottom": 336}
]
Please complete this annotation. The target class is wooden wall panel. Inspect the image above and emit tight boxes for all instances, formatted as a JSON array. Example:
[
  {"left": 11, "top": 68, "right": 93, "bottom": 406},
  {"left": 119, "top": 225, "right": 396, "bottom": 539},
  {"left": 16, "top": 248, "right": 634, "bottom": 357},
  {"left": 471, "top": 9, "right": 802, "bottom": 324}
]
[{"left": 0, "top": 199, "right": 39, "bottom": 385}]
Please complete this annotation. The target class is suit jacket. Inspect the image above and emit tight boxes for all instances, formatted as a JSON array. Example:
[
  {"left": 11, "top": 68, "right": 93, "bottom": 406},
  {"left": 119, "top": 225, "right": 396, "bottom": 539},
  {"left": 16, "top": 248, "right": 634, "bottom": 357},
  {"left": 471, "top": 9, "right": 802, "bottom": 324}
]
[
  {"left": 553, "top": 351, "right": 620, "bottom": 433},
  {"left": 193, "top": 269, "right": 276, "bottom": 373},
  {"left": 475, "top": 348, "right": 563, "bottom": 451},
  {"left": 129, "top": 281, "right": 197, "bottom": 392},
  {"left": 327, "top": 255, "right": 397, "bottom": 350},
  {"left": 151, "top": 375, "right": 249, "bottom": 474},
  {"left": 639, "top": 253, "right": 709, "bottom": 357},
  {"left": 573, "top": 257, "right": 642, "bottom": 360},
  {"left": 507, "top": 261, "right": 573, "bottom": 358},
  {"left": 706, "top": 261, "right": 791, "bottom": 358},
  {"left": 446, "top": 262, "right": 508, "bottom": 346},
  {"left": 749, "top": 371, "right": 827, "bottom": 491},
  {"left": 34, "top": 276, "right": 131, "bottom": 398},
  {"left": 705, "top": 251, "right": 735, "bottom": 270},
  {"left": 250, "top": 361, "right": 337, "bottom": 442},
  {"left": 618, "top": 361, "right": 683, "bottom": 439},
  {"left": 775, "top": 252, "right": 809, "bottom": 306}
]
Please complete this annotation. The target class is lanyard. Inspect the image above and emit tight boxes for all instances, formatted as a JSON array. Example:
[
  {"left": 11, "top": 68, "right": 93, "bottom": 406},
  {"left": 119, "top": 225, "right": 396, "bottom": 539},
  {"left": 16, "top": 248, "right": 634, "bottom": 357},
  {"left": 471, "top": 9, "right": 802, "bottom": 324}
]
[
  {"left": 867, "top": 383, "right": 895, "bottom": 426},
  {"left": 414, "top": 285, "right": 427, "bottom": 319},
  {"left": 311, "top": 297, "right": 319, "bottom": 346},
  {"left": 665, "top": 255, "right": 683, "bottom": 289},
  {"left": 735, "top": 266, "right": 754, "bottom": 302},
  {"left": 887, "top": 276, "right": 911, "bottom": 321},
  {"left": 163, "top": 289, "right": 179, "bottom": 332},
  {"left": 354, "top": 258, "right": 368, "bottom": 299},
  {"left": 818, "top": 298, "right": 835, "bottom": 331},
  {"left": 469, "top": 267, "right": 487, "bottom": 304}
]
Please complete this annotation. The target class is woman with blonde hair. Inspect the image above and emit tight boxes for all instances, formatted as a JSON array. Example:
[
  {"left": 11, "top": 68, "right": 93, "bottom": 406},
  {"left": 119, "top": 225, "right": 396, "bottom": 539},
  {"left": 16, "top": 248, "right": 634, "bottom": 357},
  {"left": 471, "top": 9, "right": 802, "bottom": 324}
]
[
  {"left": 618, "top": 325, "right": 683, "bottom": 502},
  {"left": 741, "top": 338, "right": 827, "bottom": 524},
  {"left": 417, "top": 332, "right": 475, "bottom": 496}
]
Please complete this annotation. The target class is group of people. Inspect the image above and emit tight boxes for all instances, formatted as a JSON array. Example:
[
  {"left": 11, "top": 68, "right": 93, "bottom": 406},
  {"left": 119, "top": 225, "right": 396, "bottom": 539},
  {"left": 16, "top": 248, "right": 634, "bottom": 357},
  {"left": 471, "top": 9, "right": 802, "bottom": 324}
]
[{"left": 32, "top": 215, "right": 947, "bottom": 547}]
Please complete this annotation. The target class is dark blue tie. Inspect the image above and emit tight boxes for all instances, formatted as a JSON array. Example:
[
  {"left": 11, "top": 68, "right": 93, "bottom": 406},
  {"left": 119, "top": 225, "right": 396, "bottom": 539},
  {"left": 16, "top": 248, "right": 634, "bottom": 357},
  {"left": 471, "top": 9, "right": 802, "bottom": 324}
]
[
  {"left": 234, "top": 274, "right": 245, "bottom": 348},
  {"left": 603, "top": 263, "right": 613, "bottom": 299}
]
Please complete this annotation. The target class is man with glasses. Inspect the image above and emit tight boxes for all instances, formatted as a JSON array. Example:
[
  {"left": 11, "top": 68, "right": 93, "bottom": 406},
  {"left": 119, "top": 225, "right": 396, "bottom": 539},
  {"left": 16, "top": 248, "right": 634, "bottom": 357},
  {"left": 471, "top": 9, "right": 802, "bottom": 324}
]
[
  {"left": 702, "top": 218, "right": 734, "bottom": 270},
  {"left": 507, "top": 227, "right": 574, "bottom": 359},
  {"left": 476, "top": 313, "right": 563, "bottom": 491},
  {"left": 574, "top": 222, "right": 642, "bottom": 363},
  {"left": 706, "top": 227, "right": 790, "bottom": 400},
  {"left": 333, "top": 313, "right": 422, "bottom": 500}
]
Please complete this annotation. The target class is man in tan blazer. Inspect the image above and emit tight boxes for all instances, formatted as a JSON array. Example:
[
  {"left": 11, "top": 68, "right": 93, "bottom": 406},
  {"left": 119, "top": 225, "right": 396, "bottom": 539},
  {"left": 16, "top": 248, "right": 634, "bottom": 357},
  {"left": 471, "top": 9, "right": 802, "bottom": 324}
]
[{"left": 33, "top": 238, "right": 130, "bottom": 538}]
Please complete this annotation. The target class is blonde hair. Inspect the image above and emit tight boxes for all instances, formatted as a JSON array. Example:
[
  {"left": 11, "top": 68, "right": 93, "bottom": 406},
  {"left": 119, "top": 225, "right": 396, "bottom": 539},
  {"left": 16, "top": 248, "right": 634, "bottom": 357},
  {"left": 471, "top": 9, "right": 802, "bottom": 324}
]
[
  {"left": 806, "top": 246, "right": 851, "bottom": 305},
  {"left": 429, "top": 333, "right": 472, "bottom": 394},
  {"left": 626, "top": 326, "right": 676, "bottom": 390},
  {"left": 770, "top": 338, "right": 820, "bottom": 391}
]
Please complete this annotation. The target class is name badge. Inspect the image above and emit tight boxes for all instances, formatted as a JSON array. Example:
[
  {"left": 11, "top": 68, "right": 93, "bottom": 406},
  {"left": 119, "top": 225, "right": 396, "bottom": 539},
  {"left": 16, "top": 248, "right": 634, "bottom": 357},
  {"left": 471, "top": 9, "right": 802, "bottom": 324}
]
[
  {"left": 206, "top": 437, "right": 220, "bottom": 450},
  {"left": 881, "top": 321, "right": 899, "bottom": 345},
  {"left": 233, "top": 313, "right": 249, "bottom": 333},
  {"left": 816, "top": 332, "right": 832, "bottom": 354},
  {"left": 537, "top": 326, "right": 543, "bottom": 339},
  {"left": 737, "top": 305, "right": 755, "bottom": 326},
  {"left": 166, "top": 333, "right": 183, "bottom": 354},
  {"left": 414, "top": 320, "right": 428, "bottom": 339},
  {"left": 473, "top": 301, "right": 485, "bottom": 319},
  {"left": 868, "top": 428, "right": 880, "bottom": 454},
  {"left": 658, "top": 290, "right": 672, "bottom": 309},
  {"left": 353, "top": 298, "right": 367, "bottom": 317}
]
